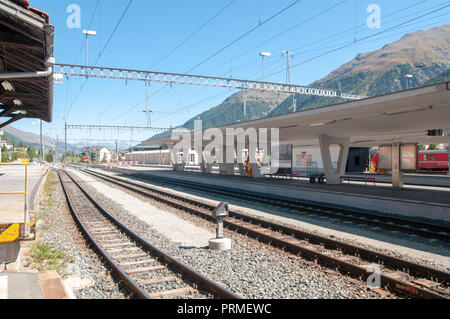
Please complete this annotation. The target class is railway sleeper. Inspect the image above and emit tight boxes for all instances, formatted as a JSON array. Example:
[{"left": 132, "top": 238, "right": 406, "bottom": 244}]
[
  {"left": 149, "top": 287, "right": 196, "bottom": 299},
  {"left": 126, "top": 265, "right": 167, "bottom": 275}
]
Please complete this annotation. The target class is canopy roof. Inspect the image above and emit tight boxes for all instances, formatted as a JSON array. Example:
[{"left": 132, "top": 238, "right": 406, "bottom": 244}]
[{"left": 0, "top": 0, "right": 54, "bottom": 128}]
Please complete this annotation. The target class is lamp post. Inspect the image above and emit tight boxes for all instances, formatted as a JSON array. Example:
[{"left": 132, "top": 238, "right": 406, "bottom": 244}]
[
  {"left": 406, "top": 74, "right": 413, "bottom": 90},
  {"left": 259, "top": 52, "right": 271, "bottom": 82},
  {"left": 82, "top": 30, "right": 97, "bottom": 68}
]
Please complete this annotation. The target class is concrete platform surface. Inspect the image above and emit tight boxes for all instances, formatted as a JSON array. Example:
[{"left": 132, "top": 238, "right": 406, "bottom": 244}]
[
  {"left": 0, "top": 271, "right": 70, "bottom": 299},
  {"left": 112, "top": 167, "right": 450, "bottom": 223},
  {"left": 346, "top": 172, "right": 450, "bottom": 188},
  {"left": 0, "top": 165, "right": 46, "bottom": 224}
]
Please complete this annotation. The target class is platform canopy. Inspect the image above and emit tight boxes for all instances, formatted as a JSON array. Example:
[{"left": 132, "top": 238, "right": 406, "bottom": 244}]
[
  {"left": 147, "top": 82, "right": 450, "bottom": 148},
  {"left": 0, "top": 0, "right": 54, "bottom": 128}
]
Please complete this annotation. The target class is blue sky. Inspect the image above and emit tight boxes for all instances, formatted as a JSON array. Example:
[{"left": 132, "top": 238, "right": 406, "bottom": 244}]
[{"left": 9, "top": 0, "right": 450, "bottom": 146}]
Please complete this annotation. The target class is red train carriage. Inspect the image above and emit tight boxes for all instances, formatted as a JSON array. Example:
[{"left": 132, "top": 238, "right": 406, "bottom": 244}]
[
  {"left": 418, "top": 150, "right": 449, "bottom": 172},
  {"left": 370, "top": 149, "right": 449, "bottom": 173}
]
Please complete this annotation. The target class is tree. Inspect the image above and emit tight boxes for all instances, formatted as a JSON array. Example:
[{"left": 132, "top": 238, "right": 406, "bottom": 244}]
[
  {"left": 27, "top": 145, "right": 37, "bottom": 159},
  {"left": 45, "top": 150, "right": 54, "bottom": 163},
  {"left": 1, "top": 151, "right": 10, "bottom": 163},
  {"left": 428, "top": 144, "right": 439, "bottom": 150}
]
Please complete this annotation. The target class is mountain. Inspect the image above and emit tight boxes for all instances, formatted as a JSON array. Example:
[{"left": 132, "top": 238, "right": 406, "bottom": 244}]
[
  {"left": 1, "top": 125, "right": 54, "bottom": 149},
  {"left": 0, "top": 126, "right": 134, "bottom": 154},
  {"left": 183, "top": 90, "right": 290, "bottom": 129},
  {"left": 144, "top": 24, "right": 450, "bottom": 142},
  {"left": 270, "top": 24, "right": 450, "bottom": 116},
  {"left": 150, "top": 90, "right": 290, "bottom": 140}
]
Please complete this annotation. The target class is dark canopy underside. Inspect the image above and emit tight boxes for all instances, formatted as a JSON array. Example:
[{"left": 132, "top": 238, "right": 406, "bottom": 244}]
[{"left": 0, "top": 0, "right": 54, "bottom": 128}]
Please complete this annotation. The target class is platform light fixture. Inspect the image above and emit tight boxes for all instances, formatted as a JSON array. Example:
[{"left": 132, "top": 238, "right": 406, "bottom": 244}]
[
  {"left": 82, "top": 30, "right": 97, "bottom": 68},
  {"left": 259, "top": 52, "right": 271, "bottom": 82},
  {"left": 1, "top": 81, "right": 14, "bottom": 91},
  {"left": 382, "top": 105, "right": 432, "bottom": 116},
  {"left": 406, "top": 74, "right": 413, "bottom": 89}
]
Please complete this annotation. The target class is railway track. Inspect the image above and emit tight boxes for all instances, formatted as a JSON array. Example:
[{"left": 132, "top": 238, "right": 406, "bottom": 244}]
[
  {"left": 57, "top": 170, "right": 241, "bottom": 300},
  {"left": 78, "top": 167, "right": 450, "bottom": 299},
  {"left": 109, "top": 168, "right": 450, "bottom": 242}
]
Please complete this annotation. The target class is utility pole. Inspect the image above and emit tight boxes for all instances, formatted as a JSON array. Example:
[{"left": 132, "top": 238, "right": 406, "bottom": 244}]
[
  {"left": 82, "top": 30, "right": 96, "bottom": 70},
  {"left": 282, "top": 50, "right": 295, "bottom": 112},
  {"left": 64, "top": 122, "right": 67, "bottom": 161},
  {"left": 40, "top": 120, "right": 43, "bottom": 164},
  {"left": 259, "top": 52, "right": 271, "bottom": 82},
  {"left": 243, "top": 89, "right": 248, "bottom": 116},
  {"left": 282, "top": 50, "right": 294, "bottom": 85},
  {"left": 55, "top": 134, "right": 58, "bottom": 165},
  {"left": 145, "top": 80, "right": 151, "bottom": 127},
  {"left": 406, "top": 74, "right": 413, "bottom": 90}
]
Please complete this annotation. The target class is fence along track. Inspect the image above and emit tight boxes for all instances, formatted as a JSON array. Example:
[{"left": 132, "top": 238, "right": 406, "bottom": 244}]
[
  {"left": 58, "top": 169, "right": 240, "bottom": 299},
  {"left": 80, "top": 168, "right": 450, "bottom": 299}
]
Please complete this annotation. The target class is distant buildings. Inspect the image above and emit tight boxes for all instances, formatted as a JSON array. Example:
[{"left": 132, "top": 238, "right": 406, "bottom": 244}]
[
  {"left": 81, "top": 146, "right": 112, "bottom": 163},
  {"left": 0, "top": 140, "right": 13, "bottom": 151}
]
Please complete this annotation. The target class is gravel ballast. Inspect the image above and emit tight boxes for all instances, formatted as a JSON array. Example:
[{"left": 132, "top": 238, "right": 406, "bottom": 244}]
[
  {"left": 69, "top": 168, "right": 383, "bottom": 299},
  {"left": 21, "top": 170, "right": 129, "bottom": 299}
]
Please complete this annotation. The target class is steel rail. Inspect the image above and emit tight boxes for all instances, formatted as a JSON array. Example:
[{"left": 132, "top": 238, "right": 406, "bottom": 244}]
[
  {"left": 58, "top": 170, "right": 151, "bottom": 299},
  {"left": 72, "top": 165, "right": 450, "bottom": 240},
  {"left": 58, "top": 169, "right": 240, "bottom": 299},
  {"left": 80, "top": 167, "right": 450, "bottom": 299},
  {"left": 116, "top": 169, "right": 450, "bottom": 242}
]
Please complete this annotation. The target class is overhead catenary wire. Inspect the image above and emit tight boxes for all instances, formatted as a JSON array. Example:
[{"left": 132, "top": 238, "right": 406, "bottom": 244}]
[
  {"left": 65, "top": 0, "right": 135, "bottom": 121},
  {"left": 154, "top": 3, "right": 449, "bottom": 125},
  {"left": 186, "top": 0, "right": 302, "bottom": 74},
  {"left": 149, "top": 0, "right": 237, "bottom": 70},
  {"left": 265, "top": 2, "right": 450, "bottom": 79},
  {"left": 106, "top": 0, "right": 236, "bottom": 124},
  {"left": 203, "top": 0, "right": 349, "bottom": 76},
  {"left": 136, "top": 0, "right": 303, "bottom": 118},
  {"left": 205, "top": 0, "right": 431, "bottom": 79},
  {"left": 110, "top": 0, "right": 438, "bottom": 127}
]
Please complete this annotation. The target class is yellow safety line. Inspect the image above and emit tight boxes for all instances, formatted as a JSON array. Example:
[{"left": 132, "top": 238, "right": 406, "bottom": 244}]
[
  {"left": 0, "top": 191, "right": 27, "bottom": 195},
  {"left": 0, "top": 163, "right": 30, "bottom": 238},
  {"left": 0, "top": 223, "right": 20, "bottom": 243}
]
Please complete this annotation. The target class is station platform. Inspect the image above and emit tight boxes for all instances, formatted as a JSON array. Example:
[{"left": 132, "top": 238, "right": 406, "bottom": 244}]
[
  {"left": 108, "top": 166, "right": 450, "bottom": 224},
  {"left": 0, "top": 271, "right": 71, "bottom": 299},
  {"left": 0, "top": 165, "right": 47, "bottom": 234}
]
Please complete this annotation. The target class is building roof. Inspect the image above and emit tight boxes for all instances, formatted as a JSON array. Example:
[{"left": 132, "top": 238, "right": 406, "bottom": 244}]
[
  {"left": 0, "top": 0, "right": 54, "bottom": 128},
  {"left": 82, "top": 146, "right": 112, "bottom": 152},
  {"left": 145, "top": 82, "right": 450, "bottom": 148}
]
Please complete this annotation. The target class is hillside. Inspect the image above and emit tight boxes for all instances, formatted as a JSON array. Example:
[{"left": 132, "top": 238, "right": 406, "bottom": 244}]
[
  {"left": 147, "top": 24, "right": 449, "bottom": 141},
  {"left": 1, "top": 125, "right": 54, "bottom": 149},
  {"left": 150, "top": 90, "right": 289, "bottom": 140},
  {"left": 183, "top": 90, "right": 290, "bottom": 129},
  {"left": 270, "top": 24, "right": 450, "bottom": 116}
]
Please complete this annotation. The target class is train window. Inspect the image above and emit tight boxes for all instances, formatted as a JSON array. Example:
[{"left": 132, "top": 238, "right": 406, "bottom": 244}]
[
  {"left": 423, "top": 155, "right": 428, "bottom": 161},
  {"left": 430, "top": 155, "right": 434, "bottom": 161}
]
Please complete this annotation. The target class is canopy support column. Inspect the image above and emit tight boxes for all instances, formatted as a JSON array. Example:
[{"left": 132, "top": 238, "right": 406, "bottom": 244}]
[
  {"left": 392, "top": 143, "right": 404, "bottom": 189},
  {"left": 318, "top": 134, "right": 350, "bottom": 184}
]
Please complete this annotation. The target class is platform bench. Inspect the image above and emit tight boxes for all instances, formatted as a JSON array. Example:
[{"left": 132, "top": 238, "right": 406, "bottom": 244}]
[
  {"left": 265, "top": 168, "right": 300, "bottom": 180},
  {"left": 340, "top": 176, "right": 376, "bottom": 186}
]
